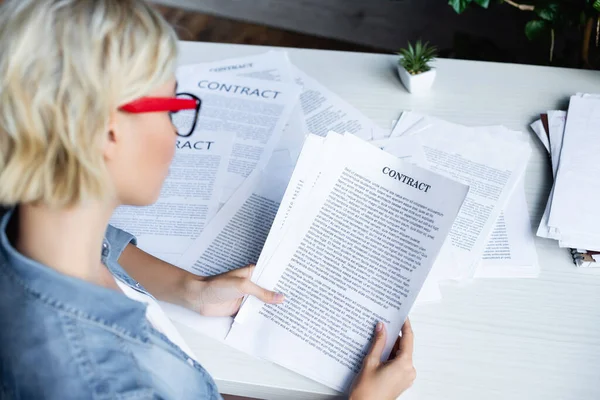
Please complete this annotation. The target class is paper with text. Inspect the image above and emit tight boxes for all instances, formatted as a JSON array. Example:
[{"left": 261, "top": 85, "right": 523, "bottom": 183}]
[
  {"left": 177, "top": 150, "right": 295, "bottom": 276},
  {"left": 225, "top": 133, "right": 468, "bottom": 392},
  {"left": 185, "top": 51, "right": 308, "bottom": 178},
  {"left": 390, "top": 114, "right": 531, "bottom": 279},
  {"left": 109, "top": 132, "right": 234, "bottom": 264},
  {"left": 175, "top": 68, "right": 301, "bottom": 204},
  {"left": 292, "top": 66, "right": 384, "bottom": 141},
  {"left": 477, "top": 178, "right": 539, "bottom": 278},
  {"left": 548, "top": 96, "right": 600, "bottom": 249}
]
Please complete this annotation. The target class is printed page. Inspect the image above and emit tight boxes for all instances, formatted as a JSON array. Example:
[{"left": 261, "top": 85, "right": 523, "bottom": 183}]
[
  {"left": 292, "top": 66, "right": 385, "bottom": 141},
  {"left": 389, "top": 116, "right": 532, "bottom": 279},
  {"left": 226, "top": 133, "right": 468, "bottom": 392},
  {"left": 109, "top": 132, "right": 234, "bottom": 264},
  {"left": 420, "top": 127, "right": 530, "bottom": 279},
  {"left": 177, "top": 151, "right": 295, "bottom": 276},
  {"left": 476, "top": 178, "right": 539, "bottom": 278},
  {"left": 251, "top": 134, "right": 329, "bottom": 281},
  {"left": 178, "top": 51, "right": 295, "bottom": 83},
  {"left": 181, "top": 51, "right": 308, "bottom": 168},
  {"left": 161, "top": 151, "right": 294, "bottom": 339},
  {"left": 176, "top": 69, "right": 301, "bottom": 204},
  {"left": 255, "top": 133, "right": 439, "bottom": 305}
]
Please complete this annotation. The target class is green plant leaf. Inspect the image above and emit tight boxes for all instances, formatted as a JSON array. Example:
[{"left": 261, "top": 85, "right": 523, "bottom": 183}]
[
  {"left": 398, "top": 40, "right": 437, "bottom": 74},
  {"left": 473, "top": 0, "right": 490, "bottom": 8},
  {"left": 448, "top": 0, "right": 470, "bottom": 14},
  {"left": 594, "top": 0, "right": 600, "bottom": 12},
  {"left": 525, "top": 20, "right": 548, "bottom": 40},
  {"left": 536, "top": 2, "right": 560, "bottom": 22}
]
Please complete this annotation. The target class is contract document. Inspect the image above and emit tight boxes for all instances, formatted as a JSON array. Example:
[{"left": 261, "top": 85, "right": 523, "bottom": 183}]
[
  {"left": 292, "top": 66, "right": 385, "bottom": 141},
  {"left": 175, "top": 68, "right": 301, "bottom": 203},
  {"left": 389, "top": 114, "right": 531, "bottom": 280},
  {"left": 177, "top": 150, "right": 295, "bottom": 276},
  {"left": 109, "top": 132, "right": 234, "bottom": 264},
  {"left": 225, "top": 132, "right": 468, "bottom": 392},
  {"left": 182, "top": 51, "right": 308, "bottom": 202}
]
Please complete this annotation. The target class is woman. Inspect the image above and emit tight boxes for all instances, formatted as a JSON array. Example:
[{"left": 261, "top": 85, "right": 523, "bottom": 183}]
[{"left": 0, "top": 1, "right": 416, "bottom": 399}]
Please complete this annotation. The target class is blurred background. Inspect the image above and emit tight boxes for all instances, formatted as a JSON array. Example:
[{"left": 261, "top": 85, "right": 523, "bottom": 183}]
[{"left": 149, "top": 0, "right": 600, "bottom": 69}]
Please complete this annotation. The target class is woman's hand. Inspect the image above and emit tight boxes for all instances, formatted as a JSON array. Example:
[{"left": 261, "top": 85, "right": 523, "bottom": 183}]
[
  {"left": 182, "top": 264, "right": 284, "bottom": 317},
  {"left": 350, "top": 319, "right": 416, "bottom": 400}
]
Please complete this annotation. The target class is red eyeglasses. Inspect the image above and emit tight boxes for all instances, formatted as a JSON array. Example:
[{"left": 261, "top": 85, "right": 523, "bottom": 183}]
[{"left": 119, "top": 92, "right": 201, "bottom": 137}]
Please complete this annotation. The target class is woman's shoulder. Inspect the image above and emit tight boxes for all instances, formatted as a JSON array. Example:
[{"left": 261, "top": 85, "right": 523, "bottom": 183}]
[{"left": 0, "top": 295, "right": 160, "bottom": 399}]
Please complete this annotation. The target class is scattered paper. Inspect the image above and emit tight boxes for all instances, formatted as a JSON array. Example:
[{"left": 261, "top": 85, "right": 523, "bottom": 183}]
[
  {"left": 175, "top": 68, "right": 301, "bottom": 204},
  {"left": 530, "top": 119, "right": 550, "bottom": 152},
  {"left": 476, "top": 178, "right": 539, "bottom": 278},
  {"left": 536, "top": 110, "right": 566, "bottom": 240},
  {"left": 390, "top": 113, "right": 532, "bottom": 280},
  {"left": 548, "top": 96, "right": 600, "bottom": 249},
  {"left": 226, "top": 132, "right": 468, "bottom": 393},
  {"left": 177, "top": 150, "right": 295, "bottom": 276},
  {"left": 110, "top": 132, "right": 234, "bottom": 264},
  {"left": 185, "top": 51, "right": 308, "bottom": 169},
  {"left": 292, "top": 66, "right": 385, "bottom": 141}
]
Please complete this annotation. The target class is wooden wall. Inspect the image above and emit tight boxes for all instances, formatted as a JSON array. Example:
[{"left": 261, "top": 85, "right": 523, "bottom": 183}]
[{"left": 149, "top": 0, "right": 546, "bottom": 64}]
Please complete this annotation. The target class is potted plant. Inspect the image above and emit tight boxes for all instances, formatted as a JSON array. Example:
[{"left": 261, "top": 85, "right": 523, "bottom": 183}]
[
  {"left": 448, "top": 0, "right": 600, "bottom": 68},
  {"left": 397, "top": 41, "right": 438, "bottom": 94}
]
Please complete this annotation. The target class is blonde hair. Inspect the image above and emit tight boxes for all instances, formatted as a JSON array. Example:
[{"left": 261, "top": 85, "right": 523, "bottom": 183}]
[{"left": 0, "top": 0, "right": 178, "bottom": 207}]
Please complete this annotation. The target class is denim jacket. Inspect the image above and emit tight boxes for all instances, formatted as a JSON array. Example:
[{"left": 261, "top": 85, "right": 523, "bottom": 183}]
[{"left": 0, "top": 208, "right": 221, "bottom": 399}]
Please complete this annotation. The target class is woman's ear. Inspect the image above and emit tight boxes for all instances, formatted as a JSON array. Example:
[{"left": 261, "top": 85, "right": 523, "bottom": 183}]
[{"left": 103, "top": 111, "right": 120, "bottom": 162}]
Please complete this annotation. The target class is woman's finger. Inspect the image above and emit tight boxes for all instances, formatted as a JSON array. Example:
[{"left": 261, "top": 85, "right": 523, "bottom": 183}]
[
  {"left": 363, "top": 322, "right": 387, "bottom": 370},
  {"left": 241, "top": 279, "right": 285, "bottom": 304},
  {"left": 229, "top": 264, "right": 256, "bottom": 278},
  {"left": 395, "top": 318, "right": 414, "bottom": 361}
]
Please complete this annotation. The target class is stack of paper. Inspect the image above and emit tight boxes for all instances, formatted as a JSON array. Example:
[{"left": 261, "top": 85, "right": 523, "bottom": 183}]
[
  {"left": 374, "top": 111, "right": 536, "bottom": 303},
  {"left": 108, "top": 50, "right": 539, "bottom": 390},
  {"left": 221, "top": 131, "right": 467, "bottom": 392},
  {"left": 531, "top": 94, "right": 600, "bottom": 267}
]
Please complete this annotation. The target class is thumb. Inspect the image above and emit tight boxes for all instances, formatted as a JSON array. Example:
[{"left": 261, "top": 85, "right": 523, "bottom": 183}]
[
  {"left": 364, "top": 322, "right": 387, "bottom": 370},
  {"left": 241, "top": 280, "right": 285, "bottom": 304}
]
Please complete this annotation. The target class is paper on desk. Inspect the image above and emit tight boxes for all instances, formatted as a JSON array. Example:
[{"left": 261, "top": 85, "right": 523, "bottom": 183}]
[
  {"left": 191, "top": 50, "right": 295, "bottom": 82},
  {"left": 177, "top": 150, "right": 295, "bottom": 276},
  {"left": 175, "top": 68, "right": 301, "bottom": 205},
  {"left": 226, "top": 132, "right": 468, "bottom": 393},
  {"left": 186, "top": 52, "right": 308, "bottom": 177},
  {"left": 389, "top": 111, "right": 431, "bottom": 138},
  {"left": 254, "top": 133, "right": 442, "bottom": 305},
  {"left": 390, "top": 114, "right": 532, "bottom": 280},
  {"left": 163, "top": 150, "right": 295, "bottom": 339},
  {"left": 375, "top": 136, "right": 442, "bottom": 302},
  {"left": 548, "top": 96, "right": 600, "bottom": 247},
  {"left": 371, "top": 135, "right": 427, "bottom": 166},
  {"left": 530, "top": 119, "right": 550, "bottom": 152},
  {"left": 250, "top": 134, "right": 332, "bottom": 283},
  {"left": 536, "top": 110, "right": 566, "bottom": 240},
  {"left": 109, "top": 132, "right": 234, "bottom": 264},
  {"left": 292, "top": 66, "right": 385, "bottom": 141},
  {"left": 476, "top": 178, "right": 539, "bottom": 278}
]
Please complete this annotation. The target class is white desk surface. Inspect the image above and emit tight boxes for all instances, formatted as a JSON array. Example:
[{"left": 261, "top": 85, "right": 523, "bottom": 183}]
[{"left": 173, "top": 41, "right": 600, "bottom": 400}]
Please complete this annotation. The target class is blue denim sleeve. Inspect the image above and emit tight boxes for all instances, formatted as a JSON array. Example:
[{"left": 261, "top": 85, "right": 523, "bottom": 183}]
[{"left": 104, "top": 225, "right": 137, "bottom": 262}]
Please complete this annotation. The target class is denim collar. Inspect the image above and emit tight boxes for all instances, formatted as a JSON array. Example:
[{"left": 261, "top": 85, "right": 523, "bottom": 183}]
[{"left": 0, "top": 208, "right": 150, "bottom": 341}]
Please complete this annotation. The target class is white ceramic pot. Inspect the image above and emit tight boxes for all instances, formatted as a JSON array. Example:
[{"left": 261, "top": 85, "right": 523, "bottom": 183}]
[{"left": 397, "top": 64, "right": 436, "bottom": 94}]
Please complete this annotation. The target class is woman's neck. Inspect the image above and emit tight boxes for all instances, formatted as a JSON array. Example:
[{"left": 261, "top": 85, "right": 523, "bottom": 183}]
[{"left": 14, "top": 202, "right": 118, "bottom": 288}]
